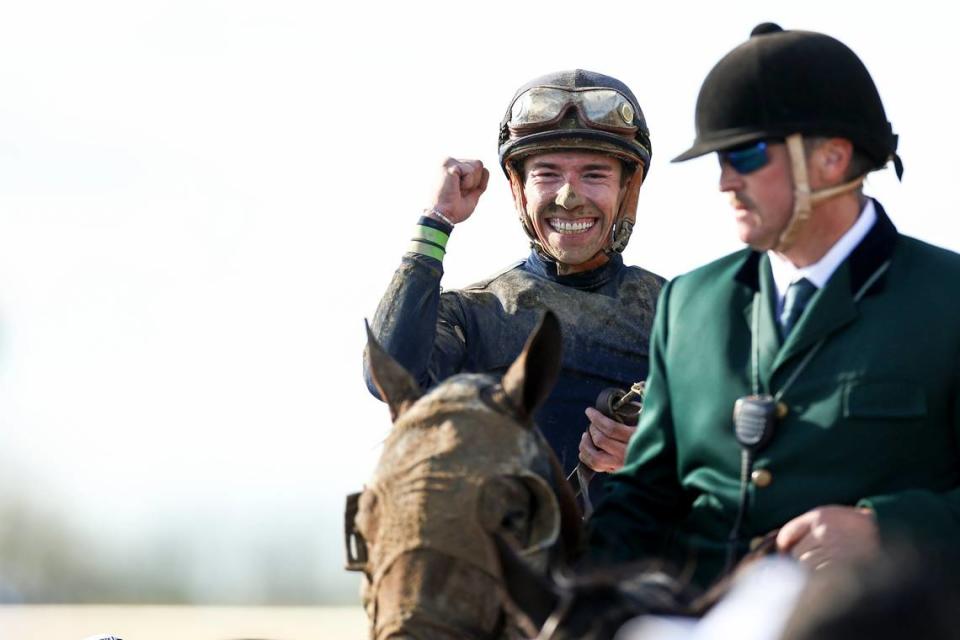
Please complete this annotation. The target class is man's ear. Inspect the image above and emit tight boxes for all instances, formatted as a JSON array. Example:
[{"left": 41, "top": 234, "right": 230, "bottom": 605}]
[{"left": 813, "top": 138, "right": 854, "bottom": 184}]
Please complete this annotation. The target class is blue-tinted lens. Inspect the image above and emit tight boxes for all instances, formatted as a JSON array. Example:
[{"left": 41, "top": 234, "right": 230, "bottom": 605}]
[{"left": 721, "top": 141, "right": 769, "bottom": 174}]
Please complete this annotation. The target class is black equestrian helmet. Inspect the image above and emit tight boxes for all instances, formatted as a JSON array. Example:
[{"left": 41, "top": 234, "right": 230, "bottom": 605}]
[{"left": 673, "top": 22, "right": 899, "bottom": 172}]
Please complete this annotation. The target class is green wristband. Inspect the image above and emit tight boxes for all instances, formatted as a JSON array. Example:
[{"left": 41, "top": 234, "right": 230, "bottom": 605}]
[
  {"left": 408, "top": 240, "right": 445, "bottom": 261},
  {"left": 408, "top": 220, "right": 451, "bottom": 261},
  {"left": 413, "top": 225, "right": 450, "bottom": 249}
]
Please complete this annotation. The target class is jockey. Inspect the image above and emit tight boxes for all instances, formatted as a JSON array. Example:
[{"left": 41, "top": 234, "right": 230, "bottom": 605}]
[{"left": 363, "top": 70, "right": 665, "bottom": 488}]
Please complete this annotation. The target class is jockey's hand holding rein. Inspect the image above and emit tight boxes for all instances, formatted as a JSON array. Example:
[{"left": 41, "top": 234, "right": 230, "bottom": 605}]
[{"left": 578, "top": 407, "right": 636, "bottom": 473}]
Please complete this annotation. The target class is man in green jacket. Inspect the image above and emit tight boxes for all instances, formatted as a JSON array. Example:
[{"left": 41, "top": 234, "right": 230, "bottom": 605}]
[{"left": 589, "top": 23, "right": 960, "bottom": 589}]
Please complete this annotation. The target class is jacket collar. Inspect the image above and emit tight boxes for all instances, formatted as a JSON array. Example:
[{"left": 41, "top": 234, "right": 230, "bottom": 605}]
[
  {"left": 524, "top": 250, "right": 624, "bottom": 289},
  {"left": 734, "top": 198, "right": 898, "bottom": 297},
  {"left": 737, "top": 199, "right": 899, "bottom": 385}
]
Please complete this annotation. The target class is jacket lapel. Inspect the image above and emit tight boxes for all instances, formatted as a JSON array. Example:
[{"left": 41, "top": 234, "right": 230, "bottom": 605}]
[
  {"left": 756, "top": 255, "right": 782, "bottom": 390},
  {"left": 737, "top": 252, "right": 780, "bottom": 392}
]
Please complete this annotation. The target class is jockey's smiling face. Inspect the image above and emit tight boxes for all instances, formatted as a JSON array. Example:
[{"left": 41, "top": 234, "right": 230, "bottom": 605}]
[{"left": 523, "top": 151, "right": 624, "bottom": 269}]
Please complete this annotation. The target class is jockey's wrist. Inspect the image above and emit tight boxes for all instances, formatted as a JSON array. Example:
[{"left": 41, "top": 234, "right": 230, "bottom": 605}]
[
  {"left": 408, "top": 215, "right": 453, "bottom": 262},
  {"left": 424, "top": 206, "right": 455, "bottom": 227}
]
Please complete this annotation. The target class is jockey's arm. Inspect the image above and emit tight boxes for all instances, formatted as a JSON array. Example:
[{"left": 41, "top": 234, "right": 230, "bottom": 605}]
[{"left": 364, "top": 253, "right": 469, "bottom": 399}]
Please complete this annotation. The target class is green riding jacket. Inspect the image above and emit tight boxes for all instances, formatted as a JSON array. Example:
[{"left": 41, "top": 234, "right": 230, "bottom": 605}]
[{"left": 589, "top": 200, "right": 960, "bottom": 588}]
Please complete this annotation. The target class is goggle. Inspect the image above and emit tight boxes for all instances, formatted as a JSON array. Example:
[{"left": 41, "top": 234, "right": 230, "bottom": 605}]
[
  {"left": 508, "top": 87, "right": 638, "bottom": 135},
  {"left": 719, "top": 140, "right": 770, "bottom": 175}
]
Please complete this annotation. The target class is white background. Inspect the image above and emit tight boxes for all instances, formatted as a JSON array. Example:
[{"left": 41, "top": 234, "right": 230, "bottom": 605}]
[{"left": 0, "top": 0, "right": 955, "bottom": 602}]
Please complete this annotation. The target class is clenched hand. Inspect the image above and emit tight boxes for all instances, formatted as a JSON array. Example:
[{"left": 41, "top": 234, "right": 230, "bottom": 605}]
[{"left": 429, "top": 157, "right": 490, "bottom": 224}]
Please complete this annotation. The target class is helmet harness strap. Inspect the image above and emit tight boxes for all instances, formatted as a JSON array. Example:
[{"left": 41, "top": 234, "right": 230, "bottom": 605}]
[{"left": 776, "top": 133, "right": 866, "bottom": 252}]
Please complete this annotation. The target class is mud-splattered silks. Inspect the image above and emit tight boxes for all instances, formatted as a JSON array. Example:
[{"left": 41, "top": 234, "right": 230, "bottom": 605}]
[{"left": 364, "top": 249, "right": 664, "bottom": 488}]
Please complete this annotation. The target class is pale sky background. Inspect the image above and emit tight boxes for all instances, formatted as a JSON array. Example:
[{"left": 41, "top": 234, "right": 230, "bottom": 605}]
[{"left": 0, "top": 0, "right": 956, "bottom": 604}]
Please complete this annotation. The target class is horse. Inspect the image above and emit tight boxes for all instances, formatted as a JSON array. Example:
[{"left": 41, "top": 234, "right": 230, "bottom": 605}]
[{"left": 349, "top": 311, "right": 584, "bottom": 639}]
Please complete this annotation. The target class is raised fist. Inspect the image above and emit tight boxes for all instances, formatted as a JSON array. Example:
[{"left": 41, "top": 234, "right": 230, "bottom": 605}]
[{"left": 428, "top": 157, "right": 490, "bottom": 224}]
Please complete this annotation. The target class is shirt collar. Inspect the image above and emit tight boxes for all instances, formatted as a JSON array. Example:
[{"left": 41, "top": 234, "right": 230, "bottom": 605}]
[
  {"left": 524, "top": 250, "right": 623, "bottom": 289},
  {"left": 768, "top": 199, "right": 877, "bottom": 303}
]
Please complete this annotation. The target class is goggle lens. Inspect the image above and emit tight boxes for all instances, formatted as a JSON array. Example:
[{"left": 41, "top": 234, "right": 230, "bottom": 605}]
[
  {"left": 720, "top": 141, "right": 769, "bottom": 174},
  {"left": 509, "top": 87, "right": 637, "bottom": 133}
]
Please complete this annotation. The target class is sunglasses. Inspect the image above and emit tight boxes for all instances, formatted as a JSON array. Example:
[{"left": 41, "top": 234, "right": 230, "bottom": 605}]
[
  {"left": 508, "top": 87, "right": 638, "bottom": 135},
  {"left": 719, "top": 140, "right": 770, "bottom": 174}
]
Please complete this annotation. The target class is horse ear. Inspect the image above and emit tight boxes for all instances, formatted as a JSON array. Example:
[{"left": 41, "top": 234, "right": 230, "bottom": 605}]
[
  {"left": 502, "top": 311, "right": 562, "bottom": 423},
  {"left": 491, "top": 533, "right": 561, "bottom": 635},
  {"left": 365, "top": 321, "right": 422, "bottom": 421}
]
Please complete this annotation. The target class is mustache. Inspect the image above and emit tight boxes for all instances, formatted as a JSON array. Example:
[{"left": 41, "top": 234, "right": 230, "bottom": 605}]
[{"left": 730, "top": 192, "right": 756, "bottom": 210}]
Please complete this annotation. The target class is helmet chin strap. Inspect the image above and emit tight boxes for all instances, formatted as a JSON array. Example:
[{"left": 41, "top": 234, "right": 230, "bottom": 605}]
[
  {"left": 610, "top": 166, "right": 644, "bottom": 253},
  {"left": 775, "top": 133, "right": 865, "bottom": 252},
  {"left": 504, "top": 161, "right": 644, "bottom": 275}
]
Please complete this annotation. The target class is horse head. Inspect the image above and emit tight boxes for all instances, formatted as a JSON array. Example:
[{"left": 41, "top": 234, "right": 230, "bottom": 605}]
[{"left": 351, "top": 311, "right": 583, "bottom": 639}]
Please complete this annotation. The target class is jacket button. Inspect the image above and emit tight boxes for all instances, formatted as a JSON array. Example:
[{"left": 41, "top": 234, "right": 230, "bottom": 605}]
[
  {"left": 776, "top": 402, "right": 789, "bottom": 419},
  {"left": 751, "top": 468, "right": 773, "bottom": 488}
]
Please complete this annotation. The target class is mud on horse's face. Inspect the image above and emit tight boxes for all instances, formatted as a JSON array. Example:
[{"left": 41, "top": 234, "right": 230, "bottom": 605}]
[{"left": 352, "top": 312, "right": 580, "bottom": 639}]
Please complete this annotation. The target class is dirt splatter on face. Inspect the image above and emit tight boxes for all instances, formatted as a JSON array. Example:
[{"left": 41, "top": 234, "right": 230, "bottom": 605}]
[{"left": 522, "top": 152, "right": 623, "bottom": 270}]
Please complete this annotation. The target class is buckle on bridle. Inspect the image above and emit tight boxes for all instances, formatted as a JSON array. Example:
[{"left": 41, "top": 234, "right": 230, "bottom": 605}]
[{"left": 344, "top": 491, "right": 369, "bottom": 571}]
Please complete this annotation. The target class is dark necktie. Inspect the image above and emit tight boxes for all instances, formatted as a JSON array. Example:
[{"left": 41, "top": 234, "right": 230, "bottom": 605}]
[{"left": 779, "top": 278, "right": 817, "bottom": 337}]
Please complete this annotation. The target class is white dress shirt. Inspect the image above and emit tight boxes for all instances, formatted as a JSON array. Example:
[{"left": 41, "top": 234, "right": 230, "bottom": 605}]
[{"left": 768, "top": 199, "right": 877, "bottom": 315}]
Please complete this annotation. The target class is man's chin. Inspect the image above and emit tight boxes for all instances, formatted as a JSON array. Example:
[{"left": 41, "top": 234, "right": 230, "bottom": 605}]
[
  {"left": 546, "top": 246, "right": 586, "bottom": 265},
  {"left": 547, "top": 247, "right": 609, "bottom": 274},
  {"left": 744, "top": 237, "right": 778, "bottom": 252},
  {"left": 737, "top": 226, "right": 774, "bottom": 252}
]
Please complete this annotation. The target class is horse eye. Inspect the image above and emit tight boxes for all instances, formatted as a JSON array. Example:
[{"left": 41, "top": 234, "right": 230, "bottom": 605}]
[
  {"left": 500, "top": 507, "right": 531, "bottom": 538},
  {"left": 478, "top": 476, "right": 534, "bottom": 545}
]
